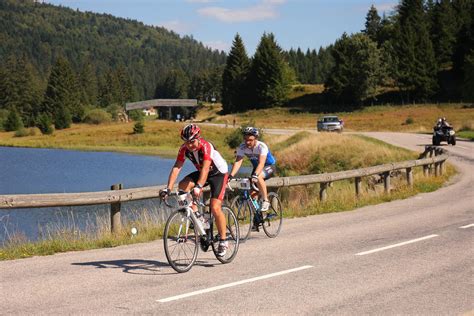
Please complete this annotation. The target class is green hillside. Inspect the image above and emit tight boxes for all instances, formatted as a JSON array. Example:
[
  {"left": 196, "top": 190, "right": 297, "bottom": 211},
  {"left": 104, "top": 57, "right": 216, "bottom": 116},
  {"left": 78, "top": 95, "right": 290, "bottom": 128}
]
[{"left": 0, "top": 0, "right": 225, "bottom": 99}]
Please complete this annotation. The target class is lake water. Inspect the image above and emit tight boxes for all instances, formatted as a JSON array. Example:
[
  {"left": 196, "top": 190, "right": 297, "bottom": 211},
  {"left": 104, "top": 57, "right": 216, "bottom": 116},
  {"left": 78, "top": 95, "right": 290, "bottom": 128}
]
[{"left": 0, "top": 147, "right": 245, "bottom": 243}]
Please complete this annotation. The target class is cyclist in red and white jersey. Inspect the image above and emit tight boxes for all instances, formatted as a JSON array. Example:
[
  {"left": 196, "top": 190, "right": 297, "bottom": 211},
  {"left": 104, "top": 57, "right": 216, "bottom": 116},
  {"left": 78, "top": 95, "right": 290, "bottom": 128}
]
[{"left": 160, "top": 124, "right": 229, "bottom": 256}]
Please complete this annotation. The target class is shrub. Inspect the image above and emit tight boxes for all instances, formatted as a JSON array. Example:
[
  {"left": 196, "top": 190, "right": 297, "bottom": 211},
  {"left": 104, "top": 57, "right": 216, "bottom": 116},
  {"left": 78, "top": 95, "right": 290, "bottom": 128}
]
[
  {"left": 106, "top": 104, "right": 122, "bottom": 121},
  {"left": 133, "top": 121, "right": 145, "bottom": 134},
  {"left": 129, "top": 109, "right": 145, "bottom": 121},
  {"left": 293, "top": 85, "right": 306, "bottom": 92},
  {"left": 37, "top": 114, "right": 54, "bottom": 135},
  {"left": 405, "top": 117, "right": 414, "bottom": 125},
  {"left": 225, "top": 127, "right": 243, "bottom": 148},
  {"left": 4, "top": 108, "right": 23, "bottom": 132},
  {"left": 84, "top": 109, "right": 112, "bottom": 124},
  {"left": 14, "top": 127, "right": 29, "bottom": 137}
]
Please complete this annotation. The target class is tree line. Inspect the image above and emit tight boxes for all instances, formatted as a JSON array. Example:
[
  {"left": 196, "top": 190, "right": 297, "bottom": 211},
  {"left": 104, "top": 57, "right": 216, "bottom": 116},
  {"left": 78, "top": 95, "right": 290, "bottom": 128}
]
[
  {"left": 222, "top": 0, "right": 474, "bottom": 113},
  {"left": 0, "top": 0, "right": 225, "bottom": 132},
  {"left": 1, "top": 0, "right": 473, "bottom": 132}
]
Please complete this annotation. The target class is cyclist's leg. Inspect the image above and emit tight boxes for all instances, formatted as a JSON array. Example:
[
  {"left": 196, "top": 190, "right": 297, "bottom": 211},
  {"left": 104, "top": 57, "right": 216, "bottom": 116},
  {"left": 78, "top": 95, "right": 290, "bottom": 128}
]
[
  {"left": 179, "top": 171, "right": 200, "bottom": 212},
  {"left": 258, "top": 165, "right": 276, "bottom": 211},
  {"left": 208, "top": 173, "right": 228, "bottom": 242}
]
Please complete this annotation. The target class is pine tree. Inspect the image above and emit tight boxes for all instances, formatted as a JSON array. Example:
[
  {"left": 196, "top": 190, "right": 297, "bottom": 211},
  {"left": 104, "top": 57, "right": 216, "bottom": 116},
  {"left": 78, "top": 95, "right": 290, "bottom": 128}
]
[
  {"left": 78, "top": 62, "right": 98, "bottom": 106},
  {"left": 221, "top": 34, "right": 250, "bottom": 113},
  {"left": 431, "top": 0, "right": 457, "bottom": 68},
  {"left": 363, "top": 5, "right": 381, "bottom": 43},
  {"left": 36, "top": 113, "right": 54, "bottom": 135},
  {"left": 54, "top": 105, "right": 72, "bottom": 129},
  {"left": 42, "top": 56, "right": 82, "bottom": 127},
  {"left": 154, "top": 69, "right": 190, "bottom": 99},
  {"left": 393, "top": 0, "right": 438, "bottom": 101},
  {"left": 325, "top": 33, "right": 384, "bottom": 106},
  {"left": 248, "top": 33, "right": 292, "bottom": 108},
  {"left": 4, "top": 107, "right": 24, "bottom": 131}
]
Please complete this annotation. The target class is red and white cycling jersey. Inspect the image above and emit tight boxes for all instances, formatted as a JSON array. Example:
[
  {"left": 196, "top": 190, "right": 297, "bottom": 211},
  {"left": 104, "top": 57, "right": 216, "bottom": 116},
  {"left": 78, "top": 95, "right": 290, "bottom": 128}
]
[{"left": 176, "top": 138, "right": 228, "bottom": 176}]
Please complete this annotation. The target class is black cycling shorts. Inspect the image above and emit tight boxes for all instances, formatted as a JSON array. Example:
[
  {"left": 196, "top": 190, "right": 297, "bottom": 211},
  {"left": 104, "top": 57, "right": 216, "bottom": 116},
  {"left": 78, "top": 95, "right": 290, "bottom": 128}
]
[{"left": 183, "top": 171, "right": 228, "bottom": 201}]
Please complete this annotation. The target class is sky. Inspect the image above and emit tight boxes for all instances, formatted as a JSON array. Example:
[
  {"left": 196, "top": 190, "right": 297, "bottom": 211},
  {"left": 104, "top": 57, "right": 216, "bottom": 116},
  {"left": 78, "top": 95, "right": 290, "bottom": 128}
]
[{"left": 44, "top": 0, "right": 398, "bottom": 54}]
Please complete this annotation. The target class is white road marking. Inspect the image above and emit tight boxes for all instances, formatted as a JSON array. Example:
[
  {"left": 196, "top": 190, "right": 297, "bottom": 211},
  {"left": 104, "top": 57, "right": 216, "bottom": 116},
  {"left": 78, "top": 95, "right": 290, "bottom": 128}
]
[
  {"left": 355, "top": 234, "right": 439, "bottom": 256},
  {"left": 157, "top": 265, "right": 314, "bottom": 303},
  {"left": 455, "top": 145, "right": 468, "bottom": 149},
  {"left": 460, "top": 223, "right": 474, "bottom": 229}
]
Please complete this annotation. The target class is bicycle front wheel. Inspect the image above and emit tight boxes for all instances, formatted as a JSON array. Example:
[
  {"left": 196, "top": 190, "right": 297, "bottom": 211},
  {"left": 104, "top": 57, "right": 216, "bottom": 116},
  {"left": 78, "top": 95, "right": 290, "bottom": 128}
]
[
  {"left": 163, "top": 209, "right": 199, "bottom": 273},
  {"left": 262, "top": 192, "right": 283, "bottom": 238},
  {"left": 211, "top": 206, "right": 240, "bottom": 264},
  {"left": 231, "top": 195, "right": 252, "bottom": 242}
]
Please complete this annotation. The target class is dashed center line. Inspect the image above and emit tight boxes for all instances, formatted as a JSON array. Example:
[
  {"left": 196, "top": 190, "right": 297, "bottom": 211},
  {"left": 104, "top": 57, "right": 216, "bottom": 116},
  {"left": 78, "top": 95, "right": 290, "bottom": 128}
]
[
  {"left": 157, "top": 265, "right": 313, "bottom": 303},
  {"left": 355, "top": 234, "right": 439, "bottom": 256},
  {"left": 460, "top": 223, "right": 474, "bottom": 229}
]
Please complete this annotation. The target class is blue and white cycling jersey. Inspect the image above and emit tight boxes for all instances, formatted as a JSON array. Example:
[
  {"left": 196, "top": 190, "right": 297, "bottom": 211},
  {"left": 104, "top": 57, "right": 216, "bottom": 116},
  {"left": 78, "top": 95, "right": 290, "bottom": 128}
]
[{"left": 236, "top": 141, "right": 276, "bottom": 168}]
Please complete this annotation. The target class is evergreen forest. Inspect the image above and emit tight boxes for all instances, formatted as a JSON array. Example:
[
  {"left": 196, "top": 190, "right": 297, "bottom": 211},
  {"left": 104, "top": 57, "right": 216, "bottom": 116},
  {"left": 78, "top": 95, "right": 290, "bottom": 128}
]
[{"left": 0, "top": 0, "right": 473, "bottom": 132}]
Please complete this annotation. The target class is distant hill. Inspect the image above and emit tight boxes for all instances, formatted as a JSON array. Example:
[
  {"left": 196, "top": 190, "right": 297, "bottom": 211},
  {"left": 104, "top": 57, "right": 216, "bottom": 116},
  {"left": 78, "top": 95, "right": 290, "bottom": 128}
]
[{"left": 0, "top": 0, "right": 226, "bottom": 100}]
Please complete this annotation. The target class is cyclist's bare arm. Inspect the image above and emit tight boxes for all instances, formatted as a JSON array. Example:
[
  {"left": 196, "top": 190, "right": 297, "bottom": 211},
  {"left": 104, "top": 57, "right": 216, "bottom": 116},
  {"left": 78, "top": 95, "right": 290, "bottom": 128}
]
[
  {"left": 197, "top": 159, "right": 211, "bottom": 187},
  {"left": 230, "top": 156, "right": 244, "bottom": 177},
  {"left": 167, "top": 160, "right": 184, "bottom": 189},
  {"left": 254, "top": 154, "right": 267, "bottom": 176}
]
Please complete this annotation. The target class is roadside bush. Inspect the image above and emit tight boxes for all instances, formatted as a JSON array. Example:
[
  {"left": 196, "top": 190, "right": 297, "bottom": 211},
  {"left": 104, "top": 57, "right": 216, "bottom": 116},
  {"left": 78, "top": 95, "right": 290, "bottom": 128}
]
[
  {"left": 405, "top": 117, "right": 414, "bottom": 125},
  {"left": 84, "top": 109, "right": 112, "bottom": 124},
  {"left": 225, "top": 127, "right": 243, "bottom": 148}
]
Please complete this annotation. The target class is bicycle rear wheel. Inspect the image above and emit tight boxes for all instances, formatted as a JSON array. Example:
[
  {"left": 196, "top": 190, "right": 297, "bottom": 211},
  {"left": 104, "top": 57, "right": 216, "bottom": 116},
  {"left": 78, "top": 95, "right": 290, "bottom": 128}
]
[
  {"left": 262, "top": 192, "right": 283, "bottom": 238},
  {"left": 231, "top": 195, "right": 252, "bottom": 242},
  {"left": 211, "top": 206, "right": 240, "bottom": 264},
  {"left": 163, "top": 209, "right": 199, "bottom": 273}
]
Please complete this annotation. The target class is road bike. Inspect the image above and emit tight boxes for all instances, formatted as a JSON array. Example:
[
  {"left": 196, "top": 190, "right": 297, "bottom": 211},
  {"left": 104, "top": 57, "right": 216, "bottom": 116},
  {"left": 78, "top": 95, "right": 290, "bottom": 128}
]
[
  {"left": 229, "top": 178, "right": 283, "bottom": 242},
  {"left": 162, "top": 192, "right": 239, "bottom": 273}
]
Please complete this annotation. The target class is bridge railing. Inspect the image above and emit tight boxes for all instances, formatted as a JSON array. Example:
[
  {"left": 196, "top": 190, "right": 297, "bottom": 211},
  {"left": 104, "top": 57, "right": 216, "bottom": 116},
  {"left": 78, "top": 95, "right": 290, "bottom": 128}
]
[{"left": 0, "top": 146, "right": 449, "bottom": 232}]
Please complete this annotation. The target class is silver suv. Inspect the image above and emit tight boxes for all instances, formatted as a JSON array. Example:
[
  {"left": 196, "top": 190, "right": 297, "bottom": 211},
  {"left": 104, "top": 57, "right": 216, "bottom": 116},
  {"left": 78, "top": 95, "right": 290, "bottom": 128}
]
[{"left": 317, "top": 115, "right": 344, "bottom": 132}]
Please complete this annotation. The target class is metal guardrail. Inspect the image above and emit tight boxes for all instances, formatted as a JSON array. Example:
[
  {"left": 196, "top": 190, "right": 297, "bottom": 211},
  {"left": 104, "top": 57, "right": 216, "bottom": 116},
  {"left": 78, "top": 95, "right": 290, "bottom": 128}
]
[{"left": 0, "top": 146, "right": 448, "bottom": 232}]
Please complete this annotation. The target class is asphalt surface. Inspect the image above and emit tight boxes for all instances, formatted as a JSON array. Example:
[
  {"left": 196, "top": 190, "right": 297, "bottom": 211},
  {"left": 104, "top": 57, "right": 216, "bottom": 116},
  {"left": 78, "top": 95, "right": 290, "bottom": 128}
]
[{"left": 1, "top": 132, "right": 473, "bottom": 315}]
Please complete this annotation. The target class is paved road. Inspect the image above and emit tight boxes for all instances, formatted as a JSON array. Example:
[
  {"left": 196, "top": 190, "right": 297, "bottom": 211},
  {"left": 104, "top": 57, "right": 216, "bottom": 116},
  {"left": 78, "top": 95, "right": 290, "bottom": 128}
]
[{"left": 1, "top": 133, "right": 472, "bottom": 315}]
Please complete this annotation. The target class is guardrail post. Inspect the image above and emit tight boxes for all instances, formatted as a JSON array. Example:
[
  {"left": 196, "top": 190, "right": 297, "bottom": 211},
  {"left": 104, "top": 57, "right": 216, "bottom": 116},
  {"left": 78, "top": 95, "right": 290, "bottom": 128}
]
[
  {"left": 355, "top": 177, "right": 362, "bottom": 198},
  {"left": 110, "top": 183, "right": 123, "bottom": 233},
  {"left": 423, "top": 165, "right": 429, "bottom": 177},
  {"left": 406, "top": 168, "right": 413, "bottom": 187},
  {"left": 319, "top": 182, "right": 328, "bottom": 202},
  {"left": 383, "top": 172, "right": 391, "bottom": 193}
]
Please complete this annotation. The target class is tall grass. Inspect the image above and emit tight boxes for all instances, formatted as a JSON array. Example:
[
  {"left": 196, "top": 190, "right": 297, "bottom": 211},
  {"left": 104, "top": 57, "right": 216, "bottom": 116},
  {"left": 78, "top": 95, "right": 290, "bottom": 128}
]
[{"left": 0, "top": 207, "right": 166, "bottom": 260}]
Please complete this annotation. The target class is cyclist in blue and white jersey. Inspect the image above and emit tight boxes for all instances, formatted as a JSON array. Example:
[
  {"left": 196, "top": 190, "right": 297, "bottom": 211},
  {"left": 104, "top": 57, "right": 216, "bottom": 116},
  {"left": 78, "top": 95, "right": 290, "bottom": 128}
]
[{"left": 229, "top": 127, "right": 276, "bottom": 212}]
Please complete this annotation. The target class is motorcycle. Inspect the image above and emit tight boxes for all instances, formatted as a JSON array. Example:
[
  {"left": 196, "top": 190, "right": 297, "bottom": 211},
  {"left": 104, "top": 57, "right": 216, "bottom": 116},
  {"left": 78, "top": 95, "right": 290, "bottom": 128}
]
[{"left": 432, "top": 125, "right": 456, "bottom": 146}]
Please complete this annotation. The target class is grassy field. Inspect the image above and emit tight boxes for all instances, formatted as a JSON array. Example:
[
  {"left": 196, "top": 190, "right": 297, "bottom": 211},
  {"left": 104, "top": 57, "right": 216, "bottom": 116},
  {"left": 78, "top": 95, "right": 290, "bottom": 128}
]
[
  {"left": 0, "top": 120, "right": 239, "bottom": 160},
  {"left": 199, "top": 103, "right": 474, "bottom": 133}
]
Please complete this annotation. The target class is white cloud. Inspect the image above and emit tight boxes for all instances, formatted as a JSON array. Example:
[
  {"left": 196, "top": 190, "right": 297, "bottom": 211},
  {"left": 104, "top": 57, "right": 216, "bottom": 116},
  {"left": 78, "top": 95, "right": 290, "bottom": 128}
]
[
  {"left": 197, "top": 0, "right": 286, "bottom": 23},
  {"left": 158, "top": 20, "right": 192, "bottom": 34},
  {"left": 203, "top": 40, "right": 231, "bottom": 52}
]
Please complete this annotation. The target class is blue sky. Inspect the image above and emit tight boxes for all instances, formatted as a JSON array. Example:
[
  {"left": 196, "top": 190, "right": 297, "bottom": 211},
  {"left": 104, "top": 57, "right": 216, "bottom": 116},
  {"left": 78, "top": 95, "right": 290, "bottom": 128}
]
[{"left": 45, "top": 0, "right": 398, "bottom": 54}]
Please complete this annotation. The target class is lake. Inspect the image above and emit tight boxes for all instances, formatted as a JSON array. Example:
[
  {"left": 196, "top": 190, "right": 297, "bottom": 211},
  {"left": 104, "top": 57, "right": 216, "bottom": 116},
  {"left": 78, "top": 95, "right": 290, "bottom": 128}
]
[{"left": 0, "top": 146, "right": 245, "bottom": 243}]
